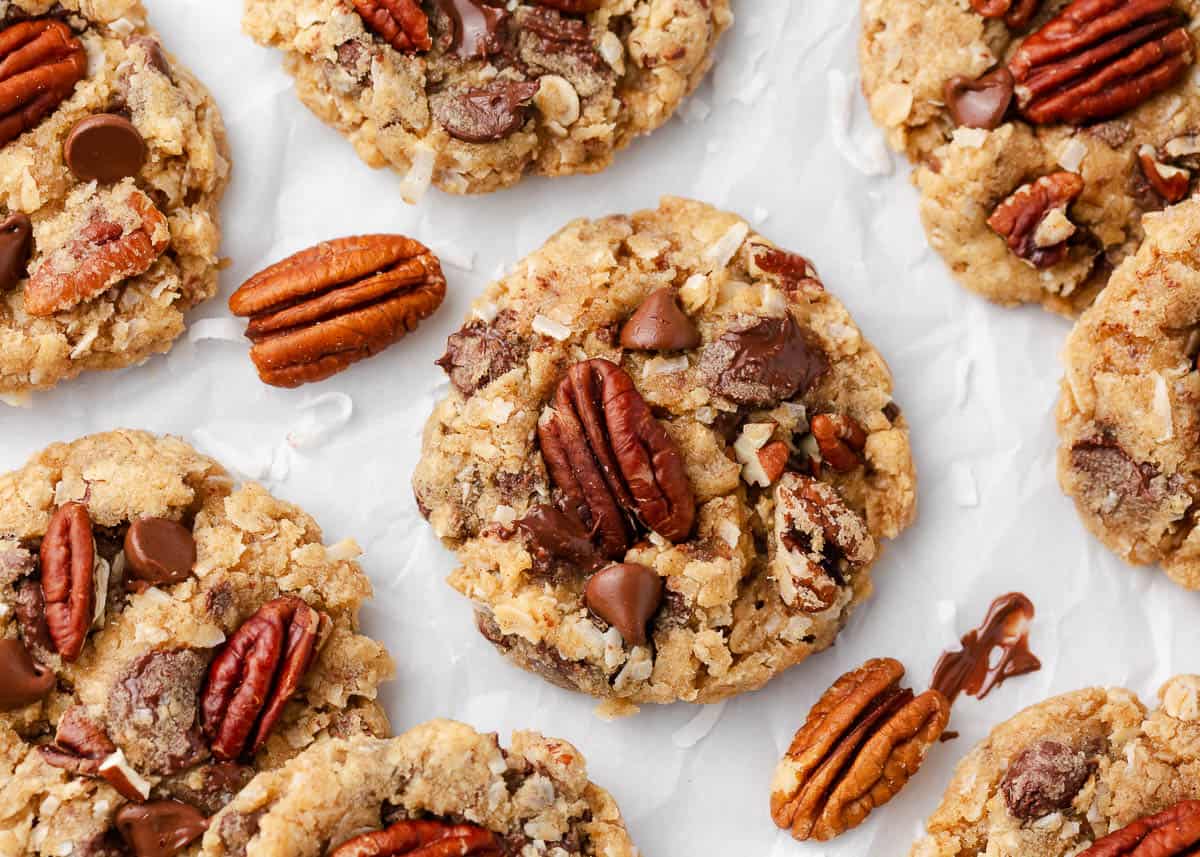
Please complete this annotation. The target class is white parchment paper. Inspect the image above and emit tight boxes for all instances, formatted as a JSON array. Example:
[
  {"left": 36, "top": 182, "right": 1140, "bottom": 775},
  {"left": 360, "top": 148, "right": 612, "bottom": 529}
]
[{"left": 5, "top": 2, "right": 1198, "bottom": 854}]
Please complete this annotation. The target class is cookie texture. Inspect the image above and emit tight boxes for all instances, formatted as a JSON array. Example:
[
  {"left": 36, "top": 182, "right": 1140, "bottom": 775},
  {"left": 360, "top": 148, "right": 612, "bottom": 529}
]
[
  {"left": 200, "top": 719, "right": 636, "bottom": 857},
  {"left": 1057, "top": 197, "right": 1200, "bottom": 589},
  {"left": 0, "top": 0, "right": 230, "bottom": 397},
  {"left": 0, "top": 430, "right": 394, "bottom": 856},
  {"left": 860, "top": 0, "right": 1200, "bottom": 313},
  {"left": 909, "top": 675, "right": 1200, "bottom": 856},
  {"left": 241, "top": 0, "right": 731, "bottom": 197},
  {"left": 413, "top": 197, "right": 917, "bottom": 707}
]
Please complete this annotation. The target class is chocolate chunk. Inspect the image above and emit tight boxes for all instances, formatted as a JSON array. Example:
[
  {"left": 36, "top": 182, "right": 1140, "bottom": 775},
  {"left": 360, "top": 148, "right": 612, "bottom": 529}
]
[
  {"left": 1001, "top": 740, "right": 1095, "bottom": 820},
  {"left": 437, "top": 0, "right": 508, "bottom": 59},
  {"left": 1070, "top": 436, "right": 1170, "bottom": 521},
  {"left": 944, "top": 67, "right": 1014, "bottom": 130},
  {"left": 619, "top": 288, "right": 701, "bottom": 352},
  {"left": 124, "top": 518, "right": 196, "bottom": 586},
  {"left": 116, "top": 800, "right": 209, "bottom": 857},
  {"left": 0, "top": 212, "right": 31, "bottom": 292},
  {"left": 65, "top": 114, "right": 148, "bottom": 183},
  {"left": 516, "top": 504, "right": 601, "bottom": 573},
  {"left": 518, "top": 6, "right": 605, "bottom": 75},
  {"left": 0, "top": 638, "right": 54, "bottom": 710},
  {"left": 14, "top": 578, "right": 53, "bottom": 657},
  {"left": 699, "top": 315, "right": 828, "bottom": 407},
  {"left": 584, "top": 563, "right": 664, "bottom": 646},
  {"left": 436, "top": 313, "right": 526, "bottom": 395},
  {"left": 432, "top": 80, "right": 540, "bottom": 143},
  {"left": 107, "top": 649, "right": 209, "bottom": 775},
  {"left": 158, "top": 762, "right": 254, "bottom": 815}
]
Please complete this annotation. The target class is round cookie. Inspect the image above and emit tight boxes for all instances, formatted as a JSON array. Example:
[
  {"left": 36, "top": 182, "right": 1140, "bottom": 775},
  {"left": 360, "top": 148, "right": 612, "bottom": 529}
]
[
  {"left": 1057, "top": 197, "right": 1200, "bottom": 589},
  {"left": 413, "top": 196, "right": 917, "bottom": 707},
  {"left": 200, "top": 719, "right": 636, "bottom": 857},
  {"left": 0, "top": 430, "right": 394, "bottom": 857},
  {"left": 241, "top": 0, "right": 731, "bottom": 197},
  {"left": 0, "top": 1, "right": 230, "bottom": 397},
  {"left": 909, "top": 675, "right": 1200, "bottom": 856},
  {"left": 860, "top": 0, "right": 1200, "bottom": 314}
]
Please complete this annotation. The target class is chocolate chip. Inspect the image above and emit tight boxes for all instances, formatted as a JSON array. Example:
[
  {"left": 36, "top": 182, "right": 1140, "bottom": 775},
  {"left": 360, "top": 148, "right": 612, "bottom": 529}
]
[
  {"left": 432, "top": 80, "right": 540, "bottom": 143},
  {"left": 0, "top": 638, "right": 54, "bottom": 710},
  {"left": 944, "top": 67, "right": 1014, "bottom": 131},
  {"left": 437, "top": 0, "right": 509, "bottom": 59},
  {"left": 124, "top": 518, "right": 196, "bottom": 585},
  {"left": 699, "top": 315, "right": 829, "bottom": 407},
  {"left": 1001, "top": 740, "right": 1095, "bottom": 820},
  {"left": 516, "top": 504, "right": 601, "bottom": 573},
  {"left": 619, "top": 288, "right": 701, "bottom": 352},
  {"left": 584, "top": 563, "right": 664, "bottom": 646},
  {"left": 116, "top": 800, "right": 209, "bottom": 857},
  {"left": 107, "top": 649, "right": 208, "bottom": 775},
  {"left": 0, "top": 212, "right": 31, "bottom": 292},
  {"left": 436, "top": 312, "right": 526, "bottom": 395},
  {"left": 158, "top": 762, "right": 254, "bottom": 816},
  {"left": 65, "top": 114, "right": 148, "bottom": 183}
]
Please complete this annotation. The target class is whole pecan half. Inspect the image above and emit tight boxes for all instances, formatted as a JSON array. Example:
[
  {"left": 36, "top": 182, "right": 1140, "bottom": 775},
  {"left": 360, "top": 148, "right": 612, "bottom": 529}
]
[
  {"left": 25, "top": 188, "right": 169, "bottom": 316},
  {"left": 228, "top": 235, "right": 447, "bottom": 388},
  {"left": 1079, "top": 799, "right": 1200, "bottom": 856},
  {"left": 987, "top": 171, "right": 1085, "bottom": 269},
  {"left": 971, "top": 0, "right": 1041, "bottom": 30},
  {"left": 330, "top": 820, "right": 501, "bottom": 857},
  {"left": 0, "top": 20, "right": 87, "bottom": 146},
  {"left": 537, "top": 358, "right": 695, "bottom": 557},
  {"left": 771, "top": 658, "right": 950, "bottom": 842},
  {"left": 810, "top": 414, "right": 867, "bottom": 473},
  {"left": 1008, "top": 0, "right": 1194, "bottom": 126},
  {"left": 40, "top": 501, "right": 95, "bottom": 661},
  {"left": 352, "top": 0, "right": 432, "bottom": 53},
  {"left": 200, "top": 596, "right": 328, "bottom": 761}
]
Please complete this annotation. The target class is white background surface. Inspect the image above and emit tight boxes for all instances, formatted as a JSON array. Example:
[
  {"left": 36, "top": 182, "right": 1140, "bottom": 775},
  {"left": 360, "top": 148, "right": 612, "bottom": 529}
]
[{"left": 4, "top": 1, "right": 1198, "bottom": 854}]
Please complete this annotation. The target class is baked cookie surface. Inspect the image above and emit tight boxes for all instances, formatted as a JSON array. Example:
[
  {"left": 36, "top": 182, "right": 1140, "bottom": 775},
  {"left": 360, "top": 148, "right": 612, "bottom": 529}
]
[
  {"left": 200, "top": 719, "right": 636, "bottom": 857},
  {"left": 0, "top": 0, "right": 230, "bottom": 397},
  {"left": 910, "top": 675, "right": 1200, "bottom": 857},
  {"left": 0, "top": 430, "right": 393, "bottom": 856},
  {"left": 241, "top": 0, "right": 731, "bottom": 197},
  {"left": 413, "top": 196, "right": 917, "bottom": 707}
]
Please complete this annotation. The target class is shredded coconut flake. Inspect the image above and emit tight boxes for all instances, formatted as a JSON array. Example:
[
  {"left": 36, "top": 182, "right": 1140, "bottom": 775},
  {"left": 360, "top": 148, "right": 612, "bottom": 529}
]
[
  {"left": 188, "top": 317, "right": 245, "bottom": 344},
  {"left": 325, "top": 538, "right": 363, "bottom": 562},
  {"left": 642, "top": 355, "right": 689, "bottom": 378},
  {"left": 672, "top": 701, "right": 727, "bottom": 748},
  {"left": 532, "top": 314, "right": 571, "bottom": 341},
  {"left": 399, "top": 144, "right": 436, "bottom": 205},
  {"left": 1057, "top": 138, "right": 1088, "bottom": 173},
  {"left": 288, "top": 392, "right": 354, "bottom": 449},
  {"left": 1152, "top": 372, "right": 1174, "bottom": 441},
  {"left": 717, "top": 519, "right": 741, "bottom": 549},
  {"left": 426, "top": 239, "right": 475, "bottom": 272},
  {"left": 705, "top": 222, "right": 750, "bottom": 268}
]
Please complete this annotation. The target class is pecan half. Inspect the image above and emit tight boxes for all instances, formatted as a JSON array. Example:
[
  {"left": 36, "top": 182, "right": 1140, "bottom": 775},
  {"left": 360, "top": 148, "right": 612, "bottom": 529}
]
[
  {"left": 537, "top": 358, "right": 695, "bottom": 557},
  {"left": 40, "top": 502, "right": 95, "bottom": 661},
  {"left": 228, "top": 235, "right": 447, "bottom": 388},
  {"left": 1008, "top": 0, "right": 1194, "bottom": 126},
  {"left": 25, "top": 188, "right": 169, "bottom": 316},
  {"left": 771, "top": 658, "right": 950, "bottom": 842},
  {"left": 1138, "top": 143, "right": 1192, "bottom": 203},
  {"left": 971, "top": 0, "right": 1041, "bottom": 30},
  {"left": 0, "top": 20, "right": 87, "bottom": 146},
  {"left": 1079, "top": 799, "right": 1200, "bottom": 856},
  {"left": 330, "top": 820, "right": 501, "bottom": 857},
  {"left": 810, "top": 414, "right": 867, "bottom": 473},
  {"left": 200, "top": 597, "right": 328, "bottom": 761},
  {"left": 352, "top": 0, "right": 432, "bottom": 53},
  {"left": 987, "top": 171, "right": 1085, "bottom": 269}
]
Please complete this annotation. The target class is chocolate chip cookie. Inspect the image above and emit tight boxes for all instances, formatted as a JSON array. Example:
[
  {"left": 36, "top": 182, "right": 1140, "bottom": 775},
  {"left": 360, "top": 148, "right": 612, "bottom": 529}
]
[
  {"left": 241, "top": 0, "right": 731, "bottom": 198},
  {"left": 910, "top": 675, "right": 1200, "bottom": 857},
  {"left": 1056, "top": 197, "right": 1200, "bottom": 588},
  {"left": 0, "top": 1, "right": 230, "bottom": 397},
  {"left": 200, "top": 719, "right": 636, "bottom": 856},
  {"left": 0, "top": 430, "right": 393, "bottom": 856},
  {"left": 413, "top": 197, "right": 917, "bottom": 708},
  {"left": 860, "top": 0, "right": 1200, "bottom": 313}
]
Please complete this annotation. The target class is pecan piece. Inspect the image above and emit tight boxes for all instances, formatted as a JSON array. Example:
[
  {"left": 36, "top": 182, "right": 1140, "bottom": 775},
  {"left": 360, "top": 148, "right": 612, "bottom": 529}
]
[
  {"left": 330, "top": 820, "right": 501, "bottom": 857},
  {"left": 1138, "top": 143, "right": 1192, "bottom": 203},
  {"left": 1008, "top": 0, "right": 1194, "bottom": 126},
  {"left": 0, "top": 20, "right": 87, "bottom": 146},
  {"left": 0, "top": 638, "right": 54, "bottom": 710},
  {"left": 987, "top": 171, "right": 1085, "bottom": 269},
  {"left": 537, "top": 358, "right": 695, "bottom": 556},
  {"left": 40, "top": 501, "right": 95, "bottom": 661},
  {"left": 771, "top": 658, "right": 950, "bottom": 842},
  {"left": 1079, "top": 799, "right": 1200, "bottom": 856},
  {"left": 229, "top": 235, "right": 447, "bottom": 388},
  {"left": 200, "top": 597, "right": 327, "bottom": 761},
  {"left": 810, "top": 414, "right": 867, "bottom": 473},
  {"left": 971, "top": 0, "right": 1041, "bottom": 30},
  {"left": 352, "top": 0, "right": 432, "bottom": 53},
  {"left": 39, "top": 705, "right": 115, "bottom": 777}
]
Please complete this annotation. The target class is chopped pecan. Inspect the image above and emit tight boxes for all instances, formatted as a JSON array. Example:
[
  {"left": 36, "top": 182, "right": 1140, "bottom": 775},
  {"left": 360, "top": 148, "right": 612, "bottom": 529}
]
[
  {"left": 971, "top": 0, "right": 1041, "bottom": 29},
  {"left": 352, "top": 0, "right": 432, "bottom": 53},
  {"left": 0, "top": 20, "right": 87, "bottom": 146},
  {"left": 1138, "top": 143, "right": 1192, "bottom": 203},
  {"left": 987, "top": 171, "right": 1085, "bottom": 269},
  {"left": 770, "top": 658, "right": 950, "bottom": 842},
  {"left": 1079, "top": 799, "right": 1200, "bottom": 856},
  {"left": 40, "top": 705, "right": 115, "bottom": 776},
  {"left": 200, "top": 597, "right": 327, "bottom": 761},
  {"left": 40, "top": 502, "right": 95, "bottom": 661},
  {"left": 753, "top": 247, "right": 824, "bottom": 290},
  {"left": 431, "top": 79, "right": 541, "bottom": 144},
  {"left": 330, "top": 819, "right": 502, "bottom": 857},
  {"left": 229, "top": 235, "right": 447, "bottom": 388},
  {"left": 537, "top": 358, "right": 695, "bottom": 557},
  {"left": 436, "top": 311, "right": 527, "bottom": 396},
  {"left": 1008, "top": 0, "right": 1194, "bottom": 126},
  {"left": 810, "top": 414, "right": 867, "bottom": 473}
]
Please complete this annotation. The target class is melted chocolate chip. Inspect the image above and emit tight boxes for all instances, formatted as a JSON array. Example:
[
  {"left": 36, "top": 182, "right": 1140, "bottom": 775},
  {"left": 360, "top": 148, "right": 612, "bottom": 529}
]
[
  {"left": 432, "top": 80, "right": 541, "bottom": 143},
  {"left": 65, "top": 114, "right": 148, "bottom": 183},
  {"left": 0, "top": 638, "right": 54, "bottom": 710},
  {"left": 436, "top": 313, "right": 526, "bottom": 395},
  {"left": 619, "top": 288, "right": 701, "bottom": 352},
  {"left": 516, "top": 504, "right": 601, "bottom": 574},
  {"left": 157, "top": 762, "right": 254, "bottom": 816},
  {"left": 1001, "top": 740, "right": 1095, "bottom": 820},
  {"left": 944, "top": 67, "right": 1014, "bottom": 131},
  {"left": 106, "top": 649, "right": 208, "bottom": 775},
  {"left": 699, "top": 315, "right": 828, "bottom": 407},
  {"left": 124, "top": 518, "right": 196, "bottom": 586},
  {"left": 584, "top": 563, "right": 664, "bottom": 646},
  {"left": 0, "top": 212, "right": 31, "bottom": 292},
  {"left": 930, "top": 592, "right": 1041, "bottom": 704},
  {"left": 437, "top": 0, "right": 509, "bottom": 59},
  {"left": 116, "top": 800, "right": 209, "bottom": 857}
]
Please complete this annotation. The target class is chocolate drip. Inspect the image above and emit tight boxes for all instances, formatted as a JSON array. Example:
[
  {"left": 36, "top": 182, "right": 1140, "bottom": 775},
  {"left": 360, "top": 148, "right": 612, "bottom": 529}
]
[{"left": 931, "top": 592, "right": 1041, "bottom": 705}]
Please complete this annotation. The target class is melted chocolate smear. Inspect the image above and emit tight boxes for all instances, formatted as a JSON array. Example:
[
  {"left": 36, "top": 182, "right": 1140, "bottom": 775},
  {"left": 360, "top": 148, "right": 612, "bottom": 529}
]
[{"left": 930, "top": 592, "right": 1041, "bottom": 705}]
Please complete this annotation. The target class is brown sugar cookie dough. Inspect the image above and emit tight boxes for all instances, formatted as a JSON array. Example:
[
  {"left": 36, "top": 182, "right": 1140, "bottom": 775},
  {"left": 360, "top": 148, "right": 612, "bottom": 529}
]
[
  {"left": 241, "top": 0, "right": 731, "bottom": 198},
  {"left": 909, "top": 675, "right": 1200, "bottom": 857},
  {"left": 1057, "top": 197, "right": 1200, "bottom": 589},
  {"left": 860, "top": 0, "right": 1200, "bottom": 314},
  {"left": 413, "top": 197, "right": 917, "bottom": 708},
  {"left": 200, "top": 719, "right": 637, "bottom": 857},
  {"left": 0, "top": 430, "right": 394, "bottom": 856},
  {"left": 0, "top": 0, "right": 230, "bottom": 397}
]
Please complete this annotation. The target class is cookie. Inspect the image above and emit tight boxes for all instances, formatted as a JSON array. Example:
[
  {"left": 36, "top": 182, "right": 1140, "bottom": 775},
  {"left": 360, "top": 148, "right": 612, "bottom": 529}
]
[
  {"left": 0, "top": 1, "right": 230, "bottom": 397},
  {"left": 241, "top": 0, "right": 731, "bottom": 198},
  {"left": 413, "top": 196, "right": 917, "bottom": 707},
  {"left": 909, "top": 675, "right": 1200, "bottom": 857},
  {"left": 1056, "top": 197, "right": 1200, "bottom": 589},
  {"left": 860, "top": 0, "right": 1200, "bottom": 313},
  {"left": 200, "top": 719, "right": 636, "bottom": 857},
  {"left": 0, "top": 430, "right": 394, "bottom": 857}
]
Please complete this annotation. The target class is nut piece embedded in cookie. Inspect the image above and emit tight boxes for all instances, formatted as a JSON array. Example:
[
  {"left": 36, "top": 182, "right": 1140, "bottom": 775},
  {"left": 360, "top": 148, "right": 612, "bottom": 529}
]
[
  {"left": 971, "top": 0, "right": 1041, "bottom": 29},
  {"left": 1138, "top": 143, "right": 1192, "bottom": 204},
  {"left": 771, "top": 658, "right": 950, "bottom": 841},
  {"left": 0, "top": 19, "right": 87, "bottom": 146},
  {"left": 987, "top": 172, "right": 1085, "bottom": 269},
  {"left": 352, "top": 0, "right": 432, "bottom": 53},
  {"left": 329, "top": 819, "right": 501, "bottom": 857},
  {"left": 1078, "top": 799, "right": 1200, "bottom": 856},
  {"left": 431, "top": 80, "right": 542, "bottom": 144}
]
